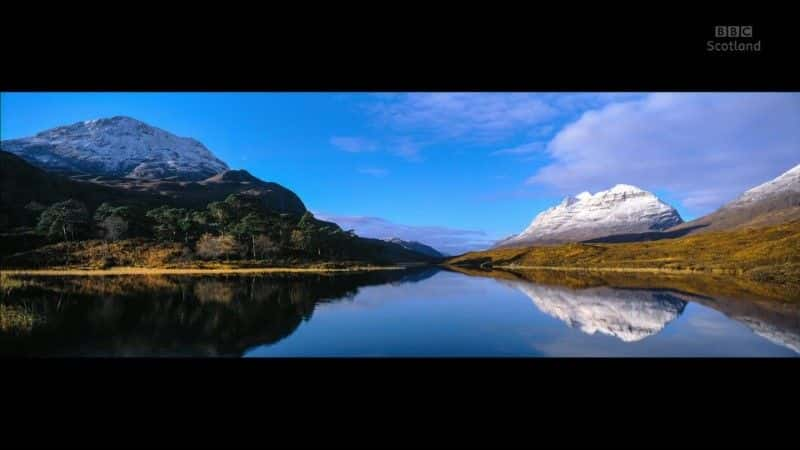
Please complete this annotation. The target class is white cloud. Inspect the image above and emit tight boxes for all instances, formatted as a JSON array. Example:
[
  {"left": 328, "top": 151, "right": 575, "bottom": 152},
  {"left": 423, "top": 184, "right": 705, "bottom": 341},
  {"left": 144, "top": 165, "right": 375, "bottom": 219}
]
[
  {"left": 330, "top": 136, "right": 377, "bottom": 153},
  {"left": 358, "top": 167, "right": 389, "bottom": 177},
  {"left": 367, "top": 93, "right": 558, "bottom": 142},
  {"left": 527, "top": 93, "right": 800, "bottom": 214},
  {"left": 358, "top": 93, "right": 647, "bottom": 160},
  {"left": 313, "top": 213, "right": 496, "bottom": 256},
  {"left": 490, "top": 142, "right": 546, "bottom": 156}
]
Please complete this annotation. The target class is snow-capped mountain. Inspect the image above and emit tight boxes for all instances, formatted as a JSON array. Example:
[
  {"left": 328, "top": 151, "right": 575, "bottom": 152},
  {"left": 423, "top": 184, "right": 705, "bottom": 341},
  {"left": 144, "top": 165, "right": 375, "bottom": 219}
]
[
  {"left": 383, "top": 237, "right": 445, "bottom": 258},
  {"left": 509, "top": 282, "right": 687, "bottom": 342},
  {"left": 728, "top": 163, "right": 800, "bottom": 207},
  {"left": 496, "top": 184, "right": 683, "bottom": 247},
  {"left": 670, "top": 163, "right": 800, "bottom": 234},
  {"left": 1, "top": 116, "right": 229, "bottom": 181}
]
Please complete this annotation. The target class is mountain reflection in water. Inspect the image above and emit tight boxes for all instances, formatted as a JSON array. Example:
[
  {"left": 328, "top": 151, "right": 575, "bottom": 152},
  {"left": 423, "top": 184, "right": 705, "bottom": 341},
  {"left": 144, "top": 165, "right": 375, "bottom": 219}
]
[
  {"left": 1, "top": 266, "right": 798, "bottom": 356},
  {"left": 468, "top": 268, "right": 800, "bottom": 354},
  {"left": 0, "top": 268, "right": 439, "bottom": 356},
  {"left": 505, "top": 283, "right": 687, "bottom": 342}
]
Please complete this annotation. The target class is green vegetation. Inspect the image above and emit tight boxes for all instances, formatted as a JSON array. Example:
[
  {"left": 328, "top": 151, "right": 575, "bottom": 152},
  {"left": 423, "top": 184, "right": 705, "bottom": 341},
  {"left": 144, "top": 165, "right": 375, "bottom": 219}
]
[
  {"left": 447, "top": 220, "right": 800, "bottom": 288},
  {"left": 36, "top": 199, "right": 91, "bottom": 242},
  {"left": 1, "top": 192, "right": 434, "bottom": 269}
]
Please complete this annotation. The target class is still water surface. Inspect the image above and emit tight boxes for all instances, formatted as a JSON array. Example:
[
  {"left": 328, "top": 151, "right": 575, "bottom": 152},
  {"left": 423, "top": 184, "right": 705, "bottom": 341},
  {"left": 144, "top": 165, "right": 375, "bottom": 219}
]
[{"left": 1, "top": 268, "right": 798, "bottom": 356}]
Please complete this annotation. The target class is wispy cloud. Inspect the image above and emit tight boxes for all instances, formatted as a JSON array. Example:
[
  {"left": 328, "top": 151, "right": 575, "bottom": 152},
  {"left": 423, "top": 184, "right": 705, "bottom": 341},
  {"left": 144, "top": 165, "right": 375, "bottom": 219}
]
[
  {"left": 358, "top": 167, "right": 389, "bottom": 177},
  {"left": 490, "top": 142, "right": 546, "bottom": 156},
  {"left": 330, "top": 136, "right": 377, "bottom": 153},
  {"left": 354, "top": 93, "right": 646, "bottom": 161},
  {"left": 367, "top": 93, "right": 558, "bottom": 142},
  {"left": 313, "top": 213, "right": 496, "bottom": 256},
  {"left": 390, "top": 138, "right": 424, "bottom": 162},
  {"left": 527, "top": 93, "right": 800, "bottom": 214}
]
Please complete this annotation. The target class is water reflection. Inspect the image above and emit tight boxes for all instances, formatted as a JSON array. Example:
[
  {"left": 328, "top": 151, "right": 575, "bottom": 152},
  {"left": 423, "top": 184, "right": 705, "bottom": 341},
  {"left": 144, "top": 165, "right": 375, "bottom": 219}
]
[
  {"left": 462, "top": 268, "right": 800, "bottom": 353},
  {"left": 506, "top": 283, "right": 687, "bottom": 342},
  {"left": 1, "top": 266, "right": 798, "bottom": 356},
  {"left": 0, "top": 268, "right": 438, "bottom": 356}
]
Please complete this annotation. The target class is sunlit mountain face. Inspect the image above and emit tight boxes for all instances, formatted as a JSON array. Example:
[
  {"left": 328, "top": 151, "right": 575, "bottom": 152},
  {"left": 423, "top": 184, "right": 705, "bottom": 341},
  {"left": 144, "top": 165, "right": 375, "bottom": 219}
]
[{"left": 1, "top": 116, "right": 229, "bottom": 181}]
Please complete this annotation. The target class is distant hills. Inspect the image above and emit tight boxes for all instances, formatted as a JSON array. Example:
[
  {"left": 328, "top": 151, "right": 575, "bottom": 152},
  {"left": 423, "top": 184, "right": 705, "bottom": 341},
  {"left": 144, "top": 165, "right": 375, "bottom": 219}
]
[{"left": 383, "top": 238, "right": 445, "bottom": 258}]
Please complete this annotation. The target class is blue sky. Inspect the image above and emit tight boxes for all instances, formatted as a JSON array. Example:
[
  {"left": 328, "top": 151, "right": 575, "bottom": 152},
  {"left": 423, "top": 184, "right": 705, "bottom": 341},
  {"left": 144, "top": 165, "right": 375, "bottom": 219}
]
[{"left": 2, "top": 92, "right": 798, "bottom": 254}]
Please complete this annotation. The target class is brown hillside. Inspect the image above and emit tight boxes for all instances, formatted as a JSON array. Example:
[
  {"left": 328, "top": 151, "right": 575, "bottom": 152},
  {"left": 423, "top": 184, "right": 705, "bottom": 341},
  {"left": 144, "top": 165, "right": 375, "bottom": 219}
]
[{"left": 447, "top": 221, "right": 800, "bottom": 288}]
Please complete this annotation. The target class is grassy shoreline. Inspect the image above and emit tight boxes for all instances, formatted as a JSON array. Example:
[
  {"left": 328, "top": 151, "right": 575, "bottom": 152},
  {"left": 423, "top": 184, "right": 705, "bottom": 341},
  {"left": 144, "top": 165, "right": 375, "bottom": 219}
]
[
  {"left": 445, "top": 221, "right": 800, "bottom": 287},
  {"left": 0, "top": 263, "right": 762, "bottom": 277},
  {"left": 444, "top": 265, "right": 800, "bottom": 303},
  {"left": 0, "top": 265, "right": 409, "bottom": 276},
  {"left": 475, "top": 265, "right": 753, "bottom": 275}
]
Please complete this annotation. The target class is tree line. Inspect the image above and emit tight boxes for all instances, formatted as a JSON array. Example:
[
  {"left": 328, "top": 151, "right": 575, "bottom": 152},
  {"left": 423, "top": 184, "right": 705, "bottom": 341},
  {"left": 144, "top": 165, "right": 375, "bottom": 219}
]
[{"left": 30, "top": 193, "right": 366, "bottom": 261}]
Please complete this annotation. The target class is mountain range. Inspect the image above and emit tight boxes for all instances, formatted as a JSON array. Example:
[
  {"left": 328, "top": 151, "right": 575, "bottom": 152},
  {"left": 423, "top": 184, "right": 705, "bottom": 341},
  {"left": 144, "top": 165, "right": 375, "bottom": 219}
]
[
  {"left": 497, "top": 164, "right": 800, "bottom": 248},
  {"left": 0, "top": 117, "right": 445, "bottom": 262},
  {"left": 3, "top": 115, "right": 798, "bottom": 256}
]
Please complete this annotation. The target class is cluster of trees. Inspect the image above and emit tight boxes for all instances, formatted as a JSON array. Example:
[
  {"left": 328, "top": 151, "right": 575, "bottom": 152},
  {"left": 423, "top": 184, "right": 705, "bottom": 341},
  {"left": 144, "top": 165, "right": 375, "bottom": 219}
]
[{"left": 30, "top": 193, "right": 366, "bottom": 262}]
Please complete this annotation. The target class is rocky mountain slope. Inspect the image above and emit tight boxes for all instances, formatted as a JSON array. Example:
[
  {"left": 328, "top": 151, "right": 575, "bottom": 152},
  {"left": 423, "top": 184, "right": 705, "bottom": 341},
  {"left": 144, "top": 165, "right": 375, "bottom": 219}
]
[
  {"left": 1, "top": 150, "right": 438, "bottom": 264},
  {"left": 1, "top": 116, "right": 229, "bottom": 181},
  {"left": 0, "top": 150, "right": 305, "bottom": 229},
  {"left": 669, "top": 163, "right": 800, "bottom": 235},
  {"left": 383, "top": 238, "right": 444, "bottom": 258},
  {"left": 496, "top": 184, "right": 683, "bottom": 247}
]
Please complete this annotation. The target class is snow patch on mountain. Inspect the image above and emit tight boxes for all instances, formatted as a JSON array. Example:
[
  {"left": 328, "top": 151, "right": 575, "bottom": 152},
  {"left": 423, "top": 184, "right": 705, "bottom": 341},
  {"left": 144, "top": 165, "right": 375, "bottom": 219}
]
[
  {"left": 1, "top": 116, "right": 229, "bottom": 181},
  {"left": 727, "top": 163, "right": 800, "bottom": 208},
  {"left": 497, "top": 184, "right": 683, "bottom": 247},
  {"left": 509, "top": 283, "right": 687, "bottom": 342},
  {"left": 739, "top": 317, "right": 800, "bottom": 354}
]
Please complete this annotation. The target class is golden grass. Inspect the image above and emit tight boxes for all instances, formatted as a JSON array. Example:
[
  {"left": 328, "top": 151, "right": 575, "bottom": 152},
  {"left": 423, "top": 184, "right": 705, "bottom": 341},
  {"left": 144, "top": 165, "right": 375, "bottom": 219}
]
[
  {"left": 1, "top": 238, "right": 427, "bottom": 272},
  {"left": 0, "top": 303, "right": 44, "bottom": 334},
  {"left": 447, "top": 266, "right": 800, "bottom": 303},
  {"left": 446, "top": 220, "right": 800, "bottom": 287},
  {"left": 0, "top": 265, "right": 406, "bottom": 277}
]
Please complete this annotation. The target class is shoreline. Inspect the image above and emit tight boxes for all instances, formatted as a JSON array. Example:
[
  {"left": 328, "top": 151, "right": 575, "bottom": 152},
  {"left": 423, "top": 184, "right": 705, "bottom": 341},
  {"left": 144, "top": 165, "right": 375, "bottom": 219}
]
[
  {"left": 0, "top": 265, "right": 409, "bottom": 276},
  {"left": 483, "top": 265, "right": 742, "bottom": 275},
  {"left": 1, "top": 264, "right": 748, "bottom": 277}
]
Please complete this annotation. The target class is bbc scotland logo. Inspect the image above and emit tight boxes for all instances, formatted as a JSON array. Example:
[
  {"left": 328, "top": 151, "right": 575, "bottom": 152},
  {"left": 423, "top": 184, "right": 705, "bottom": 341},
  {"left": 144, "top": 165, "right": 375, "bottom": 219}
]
[
  {"left": 715, "top": 25, "right": 753, "bottom": 38},
  {"left": 707, "top": 25, "right": 761, "bottom": 52}
]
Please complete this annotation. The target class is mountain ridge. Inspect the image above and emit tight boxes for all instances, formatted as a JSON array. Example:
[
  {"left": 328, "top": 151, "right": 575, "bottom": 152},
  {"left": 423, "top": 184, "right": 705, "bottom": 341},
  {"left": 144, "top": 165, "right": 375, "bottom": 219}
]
[
  {"left": 496, "top": 184, "right": 683, "bottom": 247},
  {"left": 1, "top": 116, "right": 229, "bottom": 181},
  {"left": 668, "top": 163, "right": 800, "bottom": 235},
  {"left": 383, "top": 237, "right": 445, "bottom": 258},
  {"left": 581, "top": 163, "right": 800, "bottom": 244}
]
